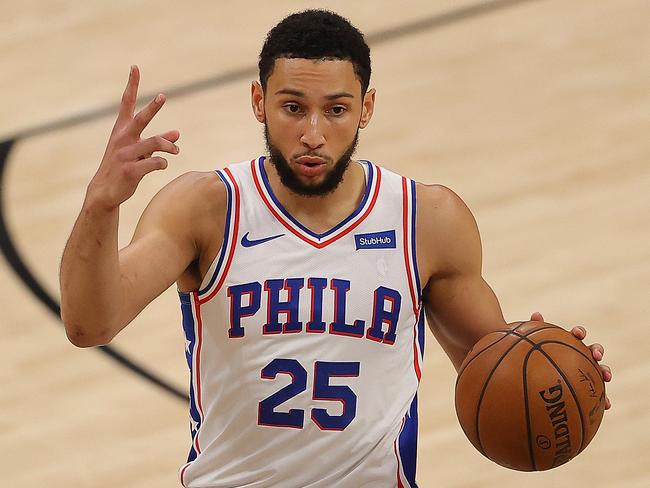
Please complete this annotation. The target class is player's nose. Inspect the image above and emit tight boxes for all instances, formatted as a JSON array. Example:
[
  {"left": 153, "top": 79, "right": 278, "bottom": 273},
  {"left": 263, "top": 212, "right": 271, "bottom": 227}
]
[{"left": 300, "top": 112, "right": 326, "bottom": 149}]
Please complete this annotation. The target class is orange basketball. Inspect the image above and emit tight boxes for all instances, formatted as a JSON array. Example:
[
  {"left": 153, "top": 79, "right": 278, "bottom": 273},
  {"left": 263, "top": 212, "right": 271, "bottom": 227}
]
[{"left": 455, "top": 321, "right": 606, "bottom": 471}]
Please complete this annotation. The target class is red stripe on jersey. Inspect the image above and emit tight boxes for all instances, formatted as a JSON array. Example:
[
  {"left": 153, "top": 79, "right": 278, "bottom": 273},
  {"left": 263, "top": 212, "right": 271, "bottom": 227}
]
[
  {"left": 192, "top": 293, "right": 204, "bottom": 453},
  {"left": 252, "top": 159, "right": 382, "bottom": 249},
  {"left": 401, "top": 177, "right": 418, "bottom": 316},
  {"left": 412, "top": 312, "right": 422, "bottom": 381},
  {"left": 394, "top": 417, "right": 406, "bottom": 488},
  {"left": 402, "top": 177, "right": 422, "bottom": 381},
  {"left": 200, "top": 167, "right": 241, "bottom": 304},
  {"left": 179, "top": 463, "right": 190, "bottom": 487}
]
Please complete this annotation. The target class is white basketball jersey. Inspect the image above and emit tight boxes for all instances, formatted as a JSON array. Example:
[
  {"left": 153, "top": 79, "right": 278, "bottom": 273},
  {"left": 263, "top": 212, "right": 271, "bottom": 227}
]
[{"left": 178, "top": 156, "right": 424, "bottom": 488}]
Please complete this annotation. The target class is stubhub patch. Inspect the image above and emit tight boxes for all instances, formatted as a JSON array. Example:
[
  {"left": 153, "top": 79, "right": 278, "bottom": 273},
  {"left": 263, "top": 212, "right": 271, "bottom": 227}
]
[{"left": 354, "top": 230, "right": 396, "bottom": 250}]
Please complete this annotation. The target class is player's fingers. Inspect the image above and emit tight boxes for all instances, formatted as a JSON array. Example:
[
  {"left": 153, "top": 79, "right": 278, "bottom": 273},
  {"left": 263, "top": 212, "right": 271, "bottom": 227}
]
[
  {"left": 571, "top": 326, "right": 587, "bottom": 340},
  {"left": 599, "top": 363, "right": 612, "bottom": 382},
  {"left": 530, "top": 312, "right": 544, "bottom": 322},
  {"left": 589, "top": 343, "right": 604, "bottom": 361},
  {"left": 117, "top": 65, "right": 140, "bottom": 125},
  {"left": 136, "top": 130, "right": 180, "bottom": 156},
  {"left": 605, "top": 396, "right": 611, "bottom": 410},
  {"left": 118, "top": 135, "right": 179, "bottom": 161},
  {"left": 130, "top": 93, "right": 166, "bottom": 136},
  {"left": 127, "top": 156, "right": 169, "bottom": 180},
  {"left": 119, "top": 129, "right": 179, "bottom": 150},
  {"left": 158, "top": 129, "right": 181, "bottom": 144}
]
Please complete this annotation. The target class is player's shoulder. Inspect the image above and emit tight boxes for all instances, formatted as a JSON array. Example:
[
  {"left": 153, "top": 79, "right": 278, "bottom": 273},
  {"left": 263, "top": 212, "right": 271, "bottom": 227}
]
[
  {"left": 140, "top": 171, "right": 227, "bottom": 240},
  {"left": 165, "top": 170, "right": 224, "bottom": 195},
  {"left": 414, "top": 183, "right": 482, "bottom": 279},
  {"left": 415, "top": 183, "right": 474, "bottom": 222},
  {"left": 414, "top": 182, "right": 480, "bottom": 250},
  {"left": 158, "top": 170, "right": 227, "bottom": 211}
]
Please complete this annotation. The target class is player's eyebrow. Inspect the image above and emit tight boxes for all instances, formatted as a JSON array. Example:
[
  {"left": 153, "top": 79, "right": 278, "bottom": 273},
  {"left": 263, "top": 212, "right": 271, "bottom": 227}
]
[{"left": 275, "top": 89, "right": 355, "bottom": 100}]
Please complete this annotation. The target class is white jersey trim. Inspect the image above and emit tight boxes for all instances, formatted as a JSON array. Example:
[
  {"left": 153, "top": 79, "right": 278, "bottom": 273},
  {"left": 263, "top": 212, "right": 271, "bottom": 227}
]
[{"left": 197, "top": 167, "right": 241, "bottom": 302}]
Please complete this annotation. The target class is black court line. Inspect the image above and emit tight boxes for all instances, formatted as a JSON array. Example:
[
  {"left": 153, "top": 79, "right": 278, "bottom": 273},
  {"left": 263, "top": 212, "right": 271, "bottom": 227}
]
[
  {"left": 0, "top": 139, "right": 188, "bottom": 401},
  {"left": 0, "top": 0, "right": 542, "bottom": 403}
]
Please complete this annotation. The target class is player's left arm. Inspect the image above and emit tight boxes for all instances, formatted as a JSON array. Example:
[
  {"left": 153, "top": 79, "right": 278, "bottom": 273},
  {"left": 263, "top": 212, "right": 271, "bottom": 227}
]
[
  {"left": 416, "top": 183, "right": 611, "bottom": 407},
  {"left": 416, "top": 183, "right": 506, "bottom": 371}
]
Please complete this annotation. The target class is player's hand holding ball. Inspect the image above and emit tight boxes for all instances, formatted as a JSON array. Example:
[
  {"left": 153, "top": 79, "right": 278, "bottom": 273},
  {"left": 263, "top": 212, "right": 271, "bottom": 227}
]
[
  {"left": 454, "top": 312, "right": 611, "bottom": 471},
  {"left": 86, "top": 65, "right": 180, "bottom": 211},
  {"left": 532, "top": 311, "right": 612, "bottom": 411}
]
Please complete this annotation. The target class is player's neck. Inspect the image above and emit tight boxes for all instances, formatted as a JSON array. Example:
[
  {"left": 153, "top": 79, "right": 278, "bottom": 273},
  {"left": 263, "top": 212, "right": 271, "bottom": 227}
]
[{"left": 264, "top": 159, "right": 366, "bottom": 234}]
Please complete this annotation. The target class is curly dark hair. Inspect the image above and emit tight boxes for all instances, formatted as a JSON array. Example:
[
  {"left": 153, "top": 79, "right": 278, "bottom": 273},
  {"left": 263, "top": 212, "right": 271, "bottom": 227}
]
[{"left": 259, "top": 9, "right": 371, "bottom": 94}]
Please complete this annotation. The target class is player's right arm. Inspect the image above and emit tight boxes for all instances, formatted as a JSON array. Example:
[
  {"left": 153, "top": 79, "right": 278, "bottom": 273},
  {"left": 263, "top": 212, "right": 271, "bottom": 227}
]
[{"left": 59, "top": 66, "right": 194, "bottom": 347}]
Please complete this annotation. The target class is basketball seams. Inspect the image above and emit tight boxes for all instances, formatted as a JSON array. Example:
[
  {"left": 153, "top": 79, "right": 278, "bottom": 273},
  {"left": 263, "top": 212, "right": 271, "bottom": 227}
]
[
  {"left": 539, "top": 350, "right": 587, "bottom": 456},
  {"left": 536, "top": 341, "right": 605, "bottom": 454},
  {"left": 456, "top": 321, "right": 526, "bottom": 379},
  {"left": 536, "top": 340, "right": 603, "bottom": 381},
  {"left": 513, "top": 326, "right": 602, "bottom": 379},
  {"left": 522, "top": 348, "right": 538, "bottom": 471},
  {"left": 512, "top": 321, "right": 527, "bottom": 331},
  {"left": 455, "top": 331, "right": 508, "bottom": 380},
  {"left": 516, "top": 336, "right": 589, "bottom": 456},
  {"left": 457, "top": 322, "right": 551, "bottom": 457},
  {"left": 509, "top": 325, "right": 564, "bottom": 342},
  {"left": 472, "top": 335, "right": 529, "bottom": 456},
  {"left": 456, "top": 322, "right": 553, "bottom": 380},
  {"left": 518, "top": 337, "right": 602, "bottom": 404}
]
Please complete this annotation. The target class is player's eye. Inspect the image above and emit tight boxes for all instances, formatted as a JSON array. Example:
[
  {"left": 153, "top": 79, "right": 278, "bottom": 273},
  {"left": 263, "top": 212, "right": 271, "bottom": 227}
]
[
  {"left": 328, "top": 106, "right": 346, "bottom": 116},
  {"left": 284, "top": 103, "right": 301, "bottom": 114}
]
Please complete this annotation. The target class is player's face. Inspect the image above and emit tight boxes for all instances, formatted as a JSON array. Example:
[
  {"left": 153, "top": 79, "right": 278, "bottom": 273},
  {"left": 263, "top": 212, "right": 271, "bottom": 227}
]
[{"left": 252, "top": 58, "right": 375, "bottom": 196}]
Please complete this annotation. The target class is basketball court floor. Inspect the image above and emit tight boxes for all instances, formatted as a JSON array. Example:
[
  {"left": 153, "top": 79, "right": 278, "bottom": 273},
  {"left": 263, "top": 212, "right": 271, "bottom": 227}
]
[{"left": 1, "top": 0, "right": 648, "bottom": 486}]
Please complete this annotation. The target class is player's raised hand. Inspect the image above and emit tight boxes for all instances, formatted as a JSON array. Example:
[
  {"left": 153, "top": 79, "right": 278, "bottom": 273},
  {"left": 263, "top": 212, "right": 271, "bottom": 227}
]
[
  {"left": 87, "top": 65, "right": 180, "bottom": 210},
  {"left": 530, "top": 311, "right": 612, "bottom": 409}
]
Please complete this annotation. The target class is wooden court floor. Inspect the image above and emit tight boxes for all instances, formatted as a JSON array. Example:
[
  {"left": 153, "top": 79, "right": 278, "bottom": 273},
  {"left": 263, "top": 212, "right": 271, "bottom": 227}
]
[{"left": 1, "top": 1, "right": 648, "bottom": 486}]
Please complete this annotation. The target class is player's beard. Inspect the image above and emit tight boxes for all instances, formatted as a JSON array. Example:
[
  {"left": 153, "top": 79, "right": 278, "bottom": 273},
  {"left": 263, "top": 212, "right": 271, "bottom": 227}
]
[{"left": 264, "top": 124, "right": 359, "bottom": 197}]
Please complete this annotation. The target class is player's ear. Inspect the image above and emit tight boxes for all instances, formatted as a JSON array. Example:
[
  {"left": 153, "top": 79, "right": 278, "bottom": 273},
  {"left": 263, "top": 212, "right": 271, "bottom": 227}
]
[
  {"left": 359, "top": 88, "right": 375, "bottom": 129},
  {"left": 251, "top": 81, "right": 265, "bottom": 123}
]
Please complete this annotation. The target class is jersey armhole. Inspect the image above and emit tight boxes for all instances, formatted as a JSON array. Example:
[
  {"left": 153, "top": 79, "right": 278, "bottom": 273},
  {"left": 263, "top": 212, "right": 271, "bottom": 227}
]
[
  {"left": 195, "top": 168, "right": 241, "bottom": 300},
  {"left": 402, "top": 177, "right": 422, "bottom": 313}
]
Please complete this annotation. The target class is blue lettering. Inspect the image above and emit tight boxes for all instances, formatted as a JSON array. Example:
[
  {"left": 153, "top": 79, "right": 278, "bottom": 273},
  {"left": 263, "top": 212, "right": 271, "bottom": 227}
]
[
  {"left": 306, "top": 277, "right": 327, "bottom": 333},
  {"left": 227, "top": 282, "right": 261, "bottom": 338},
  {"left": 263, "top": 278, "right": 304, "bottom": 334},
  {"left": 329, "top": 279, "right": 365, "bottom": 338},
  {"left": 366, "top": 287, "right": 402, "bottom": 344},
  {"left": 227, "top": 278, "right": 401, "bottom": 345}
]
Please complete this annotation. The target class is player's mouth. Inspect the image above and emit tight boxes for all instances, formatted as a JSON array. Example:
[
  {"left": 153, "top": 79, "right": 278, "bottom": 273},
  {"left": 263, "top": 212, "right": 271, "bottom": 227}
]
[{"left": 295, "top": 156, "right": 328, "bottom": 177}]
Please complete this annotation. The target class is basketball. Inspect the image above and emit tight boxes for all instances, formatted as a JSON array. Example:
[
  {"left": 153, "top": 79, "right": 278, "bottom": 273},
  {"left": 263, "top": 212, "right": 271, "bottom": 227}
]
[{"left": 455, "top": 321, "right": 606, "bottom": 471}]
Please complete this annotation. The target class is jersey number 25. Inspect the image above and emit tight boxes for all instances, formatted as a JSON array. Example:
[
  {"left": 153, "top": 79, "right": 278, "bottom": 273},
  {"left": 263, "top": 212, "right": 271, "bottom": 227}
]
[{"left": 258, "top": 358, "right": 360, "bottom": 431}]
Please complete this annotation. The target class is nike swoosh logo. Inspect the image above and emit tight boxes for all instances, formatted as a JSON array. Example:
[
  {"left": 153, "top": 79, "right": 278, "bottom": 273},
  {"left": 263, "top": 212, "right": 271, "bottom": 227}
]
[{"left": 240, "top": 232, "right": 285, "bottom": 247}]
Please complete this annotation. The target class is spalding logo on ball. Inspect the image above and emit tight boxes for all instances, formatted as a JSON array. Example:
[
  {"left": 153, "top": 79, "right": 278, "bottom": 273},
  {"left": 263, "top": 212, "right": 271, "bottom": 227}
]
[{"left": 455, "top": 321, "right": 606, "bottom": 471}]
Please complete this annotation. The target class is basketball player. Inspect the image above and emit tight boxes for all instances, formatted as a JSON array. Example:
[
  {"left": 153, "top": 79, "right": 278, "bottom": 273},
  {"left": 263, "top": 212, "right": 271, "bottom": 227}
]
[{"left": 59, "top": 10, "right": 612, "bottom": 487}]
